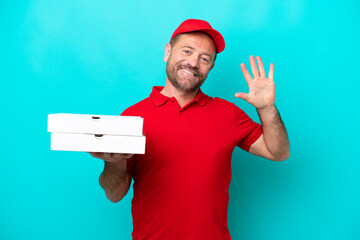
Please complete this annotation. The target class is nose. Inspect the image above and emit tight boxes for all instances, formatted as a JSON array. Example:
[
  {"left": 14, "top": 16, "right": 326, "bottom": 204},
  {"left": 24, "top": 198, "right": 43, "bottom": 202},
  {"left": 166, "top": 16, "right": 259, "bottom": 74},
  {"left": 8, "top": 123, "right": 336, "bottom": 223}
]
[{"left": 187, "top": 54, "right": 200, "bottom": 68}]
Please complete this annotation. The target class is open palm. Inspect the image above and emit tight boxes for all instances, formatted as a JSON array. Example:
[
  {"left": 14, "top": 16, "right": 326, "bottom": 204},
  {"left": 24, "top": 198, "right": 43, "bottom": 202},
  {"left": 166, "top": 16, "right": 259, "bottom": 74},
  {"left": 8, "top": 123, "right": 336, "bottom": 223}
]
[{"left": 235, "top": 55, "right": 275, "bottom": 109}]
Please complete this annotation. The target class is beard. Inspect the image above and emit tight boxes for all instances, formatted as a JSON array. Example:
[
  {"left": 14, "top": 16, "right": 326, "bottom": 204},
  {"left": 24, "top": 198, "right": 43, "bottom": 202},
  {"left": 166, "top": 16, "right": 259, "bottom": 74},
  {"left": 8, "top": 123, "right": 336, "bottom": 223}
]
[{"left": 165, "top": 61, "right": 207, "bottom": 94}]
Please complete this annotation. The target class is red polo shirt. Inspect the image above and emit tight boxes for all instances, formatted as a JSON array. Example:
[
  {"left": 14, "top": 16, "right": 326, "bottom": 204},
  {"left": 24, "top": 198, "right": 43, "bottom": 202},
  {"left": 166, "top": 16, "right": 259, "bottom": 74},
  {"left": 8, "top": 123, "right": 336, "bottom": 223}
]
[{"left": 121, "top": 86, "right": 262, "bottom": 240}]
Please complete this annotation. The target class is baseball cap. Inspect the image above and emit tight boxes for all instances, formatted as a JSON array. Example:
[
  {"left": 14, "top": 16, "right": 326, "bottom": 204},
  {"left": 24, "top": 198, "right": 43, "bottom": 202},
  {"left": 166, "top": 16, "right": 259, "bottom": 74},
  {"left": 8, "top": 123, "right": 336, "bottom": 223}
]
[{"left": 170, "top": 19, "right": 225, "bottom": 53}]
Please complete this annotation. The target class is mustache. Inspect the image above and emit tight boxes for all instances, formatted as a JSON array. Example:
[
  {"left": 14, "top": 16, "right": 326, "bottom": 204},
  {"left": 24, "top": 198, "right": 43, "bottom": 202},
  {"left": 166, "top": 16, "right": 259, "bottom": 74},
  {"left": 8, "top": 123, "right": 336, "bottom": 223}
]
[{"left": 178, "top": 64, "right": 201, "bottom": 77}]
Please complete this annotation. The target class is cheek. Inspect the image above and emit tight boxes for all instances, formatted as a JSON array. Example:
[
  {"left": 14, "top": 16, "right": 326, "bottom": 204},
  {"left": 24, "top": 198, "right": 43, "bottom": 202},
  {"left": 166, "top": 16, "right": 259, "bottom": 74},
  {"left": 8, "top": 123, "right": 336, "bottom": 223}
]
[
  {"left": 168, "top": 55, "right": 180, "bottom": 65},
  {"left": 201, "top": 66, "right": 212, "bottom": 76}
]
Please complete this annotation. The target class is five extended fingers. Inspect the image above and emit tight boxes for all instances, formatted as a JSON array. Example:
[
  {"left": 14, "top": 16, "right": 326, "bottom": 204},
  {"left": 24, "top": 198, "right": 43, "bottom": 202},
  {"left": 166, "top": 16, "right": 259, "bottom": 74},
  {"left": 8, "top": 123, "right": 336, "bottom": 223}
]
[
  {"left": 237, "top": 55, "right": 274, "bottom": 100},
  {"left": 241, "top": 55, "right": 274, "bottom": 80}
]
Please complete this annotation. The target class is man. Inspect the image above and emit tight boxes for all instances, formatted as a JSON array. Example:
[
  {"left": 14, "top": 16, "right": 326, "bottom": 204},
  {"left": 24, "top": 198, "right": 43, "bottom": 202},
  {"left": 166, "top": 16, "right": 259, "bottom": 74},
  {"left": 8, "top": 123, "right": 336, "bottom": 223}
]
[{"left": 90, "top": 19, "right": 290, "bottom": 240}]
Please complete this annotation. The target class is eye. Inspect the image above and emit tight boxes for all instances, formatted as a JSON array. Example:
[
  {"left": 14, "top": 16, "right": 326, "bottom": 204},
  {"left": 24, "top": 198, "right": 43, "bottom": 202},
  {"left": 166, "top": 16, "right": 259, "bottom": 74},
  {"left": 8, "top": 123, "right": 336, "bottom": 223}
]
[
  {"left": 201, "top": 57, "right": 210, "bottom": 63},
  {"left": 183, "top": 50, "right": 191, "bottom": 54}
]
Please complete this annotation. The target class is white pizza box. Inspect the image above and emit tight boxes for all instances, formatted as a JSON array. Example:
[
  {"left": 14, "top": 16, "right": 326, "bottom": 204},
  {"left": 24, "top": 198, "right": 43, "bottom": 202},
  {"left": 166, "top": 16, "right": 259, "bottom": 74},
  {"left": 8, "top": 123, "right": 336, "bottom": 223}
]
[
  {"left": 51, "top": 132, "right": 146, "bottom": 154},
  {"left": 48, "top": 113, "right": 143, "bottom": 136}
]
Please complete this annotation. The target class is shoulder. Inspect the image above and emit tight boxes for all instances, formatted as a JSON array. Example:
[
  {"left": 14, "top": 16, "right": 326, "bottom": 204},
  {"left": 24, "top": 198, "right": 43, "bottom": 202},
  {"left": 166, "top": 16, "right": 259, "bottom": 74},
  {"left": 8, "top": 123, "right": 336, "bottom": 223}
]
[
  {"left": 121, "top": 97, "right": 152, "bottom": 117},
  {"left": 210, "top": 97, "right": 256, "bottom": 125},
  {"left": 212, "top": 97, "right": 235, "bottom": 105},
  {"left": 211, "top": 97, "right": 245, "bottom": 113}
]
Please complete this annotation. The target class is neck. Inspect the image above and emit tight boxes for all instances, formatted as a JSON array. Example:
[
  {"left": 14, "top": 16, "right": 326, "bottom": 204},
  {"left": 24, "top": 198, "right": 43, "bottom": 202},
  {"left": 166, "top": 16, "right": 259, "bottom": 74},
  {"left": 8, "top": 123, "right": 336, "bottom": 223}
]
[{"left": 160, "top": 80, "right": 199, "bottom": 108}]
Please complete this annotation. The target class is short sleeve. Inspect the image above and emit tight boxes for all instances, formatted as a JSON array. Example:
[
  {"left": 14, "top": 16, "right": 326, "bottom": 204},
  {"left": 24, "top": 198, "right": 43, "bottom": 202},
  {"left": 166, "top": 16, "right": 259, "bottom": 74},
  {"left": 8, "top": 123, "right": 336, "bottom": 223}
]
[{"left": 233, "top": 104, "right": 263, "bottom": 151}]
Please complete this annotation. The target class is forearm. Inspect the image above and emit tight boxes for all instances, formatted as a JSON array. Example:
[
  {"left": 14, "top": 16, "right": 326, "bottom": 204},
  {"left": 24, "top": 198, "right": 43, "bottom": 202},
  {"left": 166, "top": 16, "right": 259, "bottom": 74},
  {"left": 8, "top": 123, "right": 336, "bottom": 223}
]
[
  {"left": 99, "top": 161, "right": 131, "bottom": 202},
  {"left": 257, "top": 105, "right": 290, "bottom": 160}
]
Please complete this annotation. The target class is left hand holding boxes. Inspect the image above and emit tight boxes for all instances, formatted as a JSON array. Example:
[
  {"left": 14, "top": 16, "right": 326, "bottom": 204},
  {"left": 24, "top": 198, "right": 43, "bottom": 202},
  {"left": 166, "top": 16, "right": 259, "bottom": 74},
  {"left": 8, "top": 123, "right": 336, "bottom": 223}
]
[{"left": 48, "top": 113, "right": 146, "bottom": 154}]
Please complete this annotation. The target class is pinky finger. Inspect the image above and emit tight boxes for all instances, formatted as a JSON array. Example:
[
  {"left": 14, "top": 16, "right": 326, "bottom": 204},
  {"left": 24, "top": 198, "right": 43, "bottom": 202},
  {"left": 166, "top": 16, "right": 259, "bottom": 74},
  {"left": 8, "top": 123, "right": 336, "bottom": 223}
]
[{"left": 269, "top": 63, "right": 274, "bottom": 80}]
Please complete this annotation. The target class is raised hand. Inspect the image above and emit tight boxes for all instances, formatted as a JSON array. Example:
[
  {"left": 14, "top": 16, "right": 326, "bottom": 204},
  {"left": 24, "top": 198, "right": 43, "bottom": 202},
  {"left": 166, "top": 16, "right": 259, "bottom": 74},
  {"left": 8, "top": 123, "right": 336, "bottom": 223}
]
[{"left": 235, "top": 55, "right": 275, "bottom": 109}]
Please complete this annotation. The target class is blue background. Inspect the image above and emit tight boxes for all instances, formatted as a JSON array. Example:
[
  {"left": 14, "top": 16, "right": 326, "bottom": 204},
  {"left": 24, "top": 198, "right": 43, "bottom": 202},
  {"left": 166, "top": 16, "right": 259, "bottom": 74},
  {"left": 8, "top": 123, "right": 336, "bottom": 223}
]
[{"left": 1, "top": 0, "right": 359, "bottom": 239}]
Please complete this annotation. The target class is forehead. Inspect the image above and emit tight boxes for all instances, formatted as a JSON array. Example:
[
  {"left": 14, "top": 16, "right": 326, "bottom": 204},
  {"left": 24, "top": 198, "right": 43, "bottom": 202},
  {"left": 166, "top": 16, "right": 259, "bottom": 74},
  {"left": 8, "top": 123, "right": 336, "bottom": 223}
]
[{"left": 175, "top": 32, "right": 216, "bottom": 53}]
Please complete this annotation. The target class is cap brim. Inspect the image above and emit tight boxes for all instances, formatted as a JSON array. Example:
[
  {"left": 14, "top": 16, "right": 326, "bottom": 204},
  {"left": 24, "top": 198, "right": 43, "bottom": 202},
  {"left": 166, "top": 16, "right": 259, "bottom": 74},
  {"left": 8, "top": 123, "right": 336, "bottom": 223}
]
[{"left": 198, "top": 28, "right": 225, "bottom": 53}]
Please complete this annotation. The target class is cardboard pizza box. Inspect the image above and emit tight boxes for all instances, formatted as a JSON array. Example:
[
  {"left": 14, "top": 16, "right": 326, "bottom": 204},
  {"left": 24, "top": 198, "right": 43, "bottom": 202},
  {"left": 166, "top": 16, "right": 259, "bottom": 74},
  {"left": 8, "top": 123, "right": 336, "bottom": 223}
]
[
  {"left": 48, "top": 113, "right": 146, "bottom": 154},
  {"left": 48, "top": 113, "right": 143, "bottom": 136},
  {"left": 50, "top": 132, "right": 146, "bottom": 154}
]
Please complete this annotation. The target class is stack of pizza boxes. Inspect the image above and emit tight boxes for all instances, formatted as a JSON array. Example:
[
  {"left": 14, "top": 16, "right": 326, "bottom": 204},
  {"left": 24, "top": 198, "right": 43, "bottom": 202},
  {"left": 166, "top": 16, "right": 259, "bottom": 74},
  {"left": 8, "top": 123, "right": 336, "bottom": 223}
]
[{"left": 48, "top": 113, "right": 145, "bottom": 154}]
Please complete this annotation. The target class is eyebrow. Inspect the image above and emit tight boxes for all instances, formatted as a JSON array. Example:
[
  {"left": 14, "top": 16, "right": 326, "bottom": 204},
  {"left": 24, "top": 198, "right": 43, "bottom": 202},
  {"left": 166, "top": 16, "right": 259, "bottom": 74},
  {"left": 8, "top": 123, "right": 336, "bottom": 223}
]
[{"left": 181, "top": 46, "right": 213, "bottom": 58}]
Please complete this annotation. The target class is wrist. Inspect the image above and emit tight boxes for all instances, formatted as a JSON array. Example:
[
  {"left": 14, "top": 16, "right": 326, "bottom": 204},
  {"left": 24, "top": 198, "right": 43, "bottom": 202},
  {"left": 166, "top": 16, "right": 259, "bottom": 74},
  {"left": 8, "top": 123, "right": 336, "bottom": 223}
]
[
  {"left": 256, "top": 104, "right": 276, "bottom": 112},
  {"left": 104, "top": 160, "right": 127, "bottom": 172}
]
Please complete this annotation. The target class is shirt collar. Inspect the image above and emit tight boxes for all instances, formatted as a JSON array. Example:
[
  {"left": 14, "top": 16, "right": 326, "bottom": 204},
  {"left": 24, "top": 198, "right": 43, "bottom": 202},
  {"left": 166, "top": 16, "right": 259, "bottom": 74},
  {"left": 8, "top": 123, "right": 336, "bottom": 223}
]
[{"left": 150, "top": 86, "right": 209, "bottom": 107}]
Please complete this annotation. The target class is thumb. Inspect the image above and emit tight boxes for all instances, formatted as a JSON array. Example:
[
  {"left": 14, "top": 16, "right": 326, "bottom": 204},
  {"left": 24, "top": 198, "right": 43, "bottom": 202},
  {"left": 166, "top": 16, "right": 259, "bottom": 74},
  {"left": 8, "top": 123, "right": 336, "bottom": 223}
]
[{"left": 235, "top": 92, "right": 250, "bottom": 101}]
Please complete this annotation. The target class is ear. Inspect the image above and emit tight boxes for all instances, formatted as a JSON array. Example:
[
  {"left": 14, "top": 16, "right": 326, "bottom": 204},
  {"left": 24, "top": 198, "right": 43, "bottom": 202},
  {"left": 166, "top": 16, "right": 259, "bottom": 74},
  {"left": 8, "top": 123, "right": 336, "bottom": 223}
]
[{"left": 164, "top": 43, "right": 171, "bottom": 63}]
